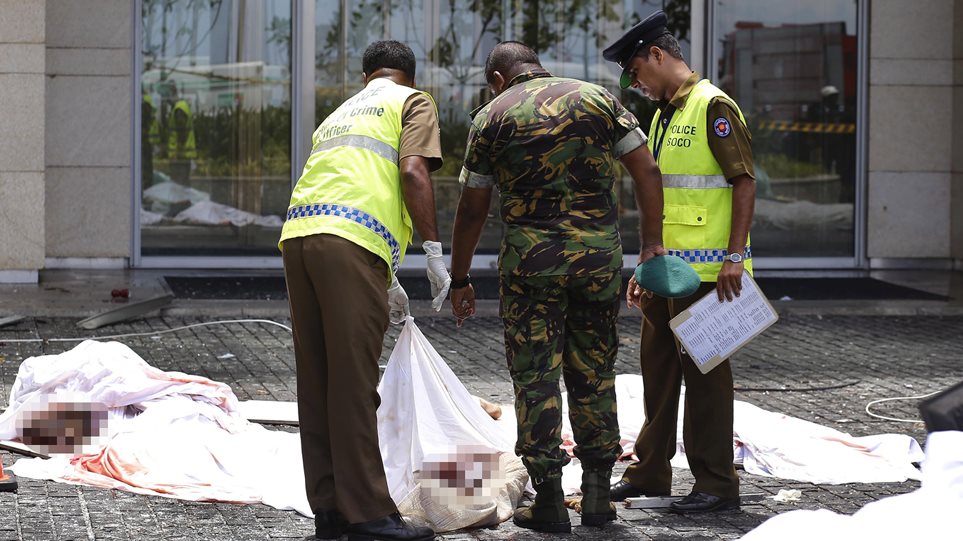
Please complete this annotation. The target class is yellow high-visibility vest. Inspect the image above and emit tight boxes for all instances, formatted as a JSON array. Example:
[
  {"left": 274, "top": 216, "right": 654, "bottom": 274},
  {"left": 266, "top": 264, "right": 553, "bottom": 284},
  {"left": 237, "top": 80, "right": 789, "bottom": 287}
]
[
  {"left": 648, "top": 79, "right": 753, "bottom": 282},
  {"left": 167, "top": 99, "right": 197, "bottom": 159},
  {"left": 279, "top": 78, "right": 428, "bottom": 279}
]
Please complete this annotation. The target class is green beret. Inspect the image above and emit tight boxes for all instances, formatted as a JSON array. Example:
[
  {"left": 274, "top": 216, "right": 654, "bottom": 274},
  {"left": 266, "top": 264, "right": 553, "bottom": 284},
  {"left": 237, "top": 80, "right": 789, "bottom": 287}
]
[{"left": 634, "top": 255, "right": 700, "bottom": 298}]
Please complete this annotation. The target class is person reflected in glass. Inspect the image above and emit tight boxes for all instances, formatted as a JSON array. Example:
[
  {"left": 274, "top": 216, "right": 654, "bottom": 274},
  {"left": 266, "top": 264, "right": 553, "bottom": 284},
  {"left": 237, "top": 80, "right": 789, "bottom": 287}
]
[
  {"left": 142, "top": 93, "right": 160, "bottom": 188},
  {"left": 166, "top": 84, "right": 196, "bottom": 184}
]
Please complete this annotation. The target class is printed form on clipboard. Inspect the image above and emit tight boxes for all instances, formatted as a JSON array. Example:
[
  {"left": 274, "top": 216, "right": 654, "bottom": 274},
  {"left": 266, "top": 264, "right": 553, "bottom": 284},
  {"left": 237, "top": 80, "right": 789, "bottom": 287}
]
[{"left": 669, "top": 271, "right": 778, "bottom": 374}]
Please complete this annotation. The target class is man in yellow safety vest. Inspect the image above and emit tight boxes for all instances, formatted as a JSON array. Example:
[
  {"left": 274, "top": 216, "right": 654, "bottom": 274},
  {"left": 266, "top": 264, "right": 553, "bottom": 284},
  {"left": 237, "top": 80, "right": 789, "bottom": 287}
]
[
  {"left": 603, "top": 10, "right": 756, "bottom": 513},
  {"left": 279, "top": 40, "right": 448, "bottom": 541}
]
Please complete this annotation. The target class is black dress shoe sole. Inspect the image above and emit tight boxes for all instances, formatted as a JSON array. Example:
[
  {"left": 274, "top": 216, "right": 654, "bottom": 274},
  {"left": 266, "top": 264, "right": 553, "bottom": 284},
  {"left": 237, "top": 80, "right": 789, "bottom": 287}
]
[
  {"left": 512, "top": 516, "right": 573, "bottom": 534},
  {"left": 345, "top": 533, "right": 435, "bottom": 541},
  {"left": 581, "top": 510, "right": 617, "bottom": 527},
  {"left": 312, "top": 529, "right": 346, "bottom": 540},
  {"left": 669, "top": 499, "right": 740, "bottom": 513},
  {"left": 610, "top": 483, "right": 669, "bottom": 502}
]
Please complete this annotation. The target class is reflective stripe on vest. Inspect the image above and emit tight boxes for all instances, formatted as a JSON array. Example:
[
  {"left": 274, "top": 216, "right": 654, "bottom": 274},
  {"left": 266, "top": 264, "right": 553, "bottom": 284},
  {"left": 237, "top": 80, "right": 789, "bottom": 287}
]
[
  {"left": 286, "top": 203, "right": 401, "bottom": 271},
  {"left": 662, "top": 174, "right": 729, "bottom": 189},
  {"left": 311, "top": 134, "right": 400, "bottom": 164},
  {"left": 667, "top": 246, "right": 752, "bottom": 264}
]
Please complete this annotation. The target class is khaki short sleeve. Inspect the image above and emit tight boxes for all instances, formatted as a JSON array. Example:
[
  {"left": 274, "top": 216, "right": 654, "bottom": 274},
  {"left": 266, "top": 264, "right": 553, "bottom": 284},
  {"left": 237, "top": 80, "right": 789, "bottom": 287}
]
[
  {"left": 706, "top": 98, "right": 755, "bottom": 182},
  {"left": 400, "top": 93, "right": 444, "bottom": 172}
]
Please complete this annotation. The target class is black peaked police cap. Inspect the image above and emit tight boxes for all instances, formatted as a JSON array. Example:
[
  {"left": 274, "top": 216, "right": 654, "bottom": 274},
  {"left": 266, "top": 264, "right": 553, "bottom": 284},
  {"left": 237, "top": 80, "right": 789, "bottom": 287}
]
[{"left": 603, "top": 10, "right": 670, "bottom": 89}]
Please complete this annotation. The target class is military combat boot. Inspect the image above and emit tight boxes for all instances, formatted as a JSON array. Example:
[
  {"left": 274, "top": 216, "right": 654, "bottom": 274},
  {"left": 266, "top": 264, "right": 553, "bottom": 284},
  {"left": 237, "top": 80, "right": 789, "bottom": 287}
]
[
  {"left": 580, "top": 468, "right": 618, "bottom": 527},
  {"left": 513, "top": 477, "right": 571, "bottom": 533}
]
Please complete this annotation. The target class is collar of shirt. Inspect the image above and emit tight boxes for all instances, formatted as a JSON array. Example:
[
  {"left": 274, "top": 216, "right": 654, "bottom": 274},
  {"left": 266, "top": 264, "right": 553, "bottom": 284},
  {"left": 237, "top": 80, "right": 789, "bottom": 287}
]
[
  {"left": 468, "top": 68, "right": 554, "bottom": 119},
  {"left": 506, "top": 68, "right": 553, "bottom": 89},
  {"left": 666, "top": 71, "right": 702, "bottom": 110}
]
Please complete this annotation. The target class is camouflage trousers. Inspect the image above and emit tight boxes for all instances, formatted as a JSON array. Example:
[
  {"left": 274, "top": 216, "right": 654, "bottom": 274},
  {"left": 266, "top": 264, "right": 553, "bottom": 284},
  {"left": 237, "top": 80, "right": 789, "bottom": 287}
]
[{"left": 500, "top": 270, "right": 622, "bottom": 484}]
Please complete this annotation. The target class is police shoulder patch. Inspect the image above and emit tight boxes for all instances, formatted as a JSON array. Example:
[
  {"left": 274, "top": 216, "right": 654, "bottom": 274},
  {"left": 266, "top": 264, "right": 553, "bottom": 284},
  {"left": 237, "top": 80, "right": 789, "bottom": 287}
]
[{"left": 713, "top": 117, "right": 732, "bottom": 137}]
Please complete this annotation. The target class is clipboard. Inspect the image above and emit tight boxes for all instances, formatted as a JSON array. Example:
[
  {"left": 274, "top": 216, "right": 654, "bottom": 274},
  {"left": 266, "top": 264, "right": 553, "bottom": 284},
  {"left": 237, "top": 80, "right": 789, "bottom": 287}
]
[{"left": 669, "top": 271, "right": 778, "bottom": 374}]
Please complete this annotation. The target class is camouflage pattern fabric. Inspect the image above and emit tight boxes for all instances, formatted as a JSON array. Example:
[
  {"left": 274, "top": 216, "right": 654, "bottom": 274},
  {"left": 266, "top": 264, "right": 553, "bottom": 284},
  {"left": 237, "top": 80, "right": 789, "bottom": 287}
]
[
  {"left": 462, "top": 69, "right": 640, "bottom": 276},
  {"left": 500, "top": 270, "right": 622, "bottom": 483}
]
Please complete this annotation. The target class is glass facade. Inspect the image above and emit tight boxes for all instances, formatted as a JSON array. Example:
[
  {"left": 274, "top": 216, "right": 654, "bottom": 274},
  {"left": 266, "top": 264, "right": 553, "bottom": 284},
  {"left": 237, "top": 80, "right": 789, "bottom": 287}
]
[
  {"left": 712, "top": 0, "right": 859, "bottom": 258},
  {"left": 137, "top": 0, "right": 860, "bottom": 265}
]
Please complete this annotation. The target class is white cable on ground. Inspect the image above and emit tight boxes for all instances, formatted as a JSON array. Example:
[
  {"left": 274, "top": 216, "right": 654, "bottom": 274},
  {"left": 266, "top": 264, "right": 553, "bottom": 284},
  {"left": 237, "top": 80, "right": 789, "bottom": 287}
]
[
  {"left": 865, "top": 390, "right": 942, "bottom": 423},
  {"left": 0, "top": 319, "right": 292, "bottom": 344}
]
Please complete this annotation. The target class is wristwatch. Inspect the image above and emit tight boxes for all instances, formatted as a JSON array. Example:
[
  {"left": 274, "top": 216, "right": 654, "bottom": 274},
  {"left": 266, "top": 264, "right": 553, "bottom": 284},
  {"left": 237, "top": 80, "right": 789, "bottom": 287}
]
[
  {"left": 727, "top": 252, "right": 743, "bottom": 264},
  {"left": 450, "top": 274, "right": 472, "bottom": 289}
]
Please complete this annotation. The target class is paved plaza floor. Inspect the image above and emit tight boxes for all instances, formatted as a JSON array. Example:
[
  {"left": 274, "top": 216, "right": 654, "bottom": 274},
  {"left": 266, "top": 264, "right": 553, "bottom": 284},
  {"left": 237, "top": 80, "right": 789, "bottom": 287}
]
[{"left": 0, "top": 311, "right": 958, "bottom": 540}]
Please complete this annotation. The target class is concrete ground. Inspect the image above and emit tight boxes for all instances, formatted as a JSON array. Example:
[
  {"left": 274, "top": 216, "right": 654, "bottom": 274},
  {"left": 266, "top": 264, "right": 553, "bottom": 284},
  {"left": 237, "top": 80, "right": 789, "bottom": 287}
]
[{"left": 1, "top": 290, "right": 959, "bottom": 540}]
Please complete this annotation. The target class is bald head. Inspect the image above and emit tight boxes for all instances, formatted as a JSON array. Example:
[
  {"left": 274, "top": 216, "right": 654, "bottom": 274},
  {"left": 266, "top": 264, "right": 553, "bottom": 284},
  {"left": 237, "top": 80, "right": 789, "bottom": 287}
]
[{"left": 485, "top": 41, "right": 541, "bottom": 88}]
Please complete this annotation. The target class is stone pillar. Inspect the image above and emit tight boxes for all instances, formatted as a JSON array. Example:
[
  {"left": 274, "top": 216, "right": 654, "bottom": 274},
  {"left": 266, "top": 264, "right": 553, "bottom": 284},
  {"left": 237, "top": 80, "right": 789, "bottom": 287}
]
[
  {"left": 952, "top": 0, "right": 963, "bottom": 263},
  {"left": 44, "top": 0, "right": 132, "bottom": 262},
  {"left": 0, "top": 1, "right": 46, "bottom": 283},
  {"left": 867, "top": 0, "right": 955, "bottom": 261}
]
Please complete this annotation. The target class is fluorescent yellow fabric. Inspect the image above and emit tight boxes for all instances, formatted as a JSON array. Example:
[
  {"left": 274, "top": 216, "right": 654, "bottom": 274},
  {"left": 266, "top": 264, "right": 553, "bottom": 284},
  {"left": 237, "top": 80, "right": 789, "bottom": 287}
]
[
  {"left": 279, "top": 78, "right": 426, "bottom": 276},
  {"left": 167, "top": 100, "right": 197, "bottom": 159},
  {"left": 648, "top": 79, "right": 752, "bottom": 281}
]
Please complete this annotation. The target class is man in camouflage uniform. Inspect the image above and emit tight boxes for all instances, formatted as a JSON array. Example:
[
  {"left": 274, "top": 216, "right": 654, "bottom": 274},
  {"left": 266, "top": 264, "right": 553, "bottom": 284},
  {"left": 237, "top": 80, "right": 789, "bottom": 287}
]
[{"left": 449, "top": 41, "right": 666, "bottom": 532}]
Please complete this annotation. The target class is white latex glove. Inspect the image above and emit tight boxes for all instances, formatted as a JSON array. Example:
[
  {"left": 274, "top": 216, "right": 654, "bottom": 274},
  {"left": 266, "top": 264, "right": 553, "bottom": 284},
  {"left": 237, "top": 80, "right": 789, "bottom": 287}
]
[
  {"left": 387, "top": 274, "right": 410, "bottom": 324},
  {"left": 423, "top": 240, "right": 451, "bottom": 312}
]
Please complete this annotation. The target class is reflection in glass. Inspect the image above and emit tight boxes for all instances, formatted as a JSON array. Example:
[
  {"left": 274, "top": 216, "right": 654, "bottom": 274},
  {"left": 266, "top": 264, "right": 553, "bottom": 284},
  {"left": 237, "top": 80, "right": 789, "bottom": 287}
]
[
  {"left": 304, "top": 0, "right": 693, "bottom": 258},
  {"left": 141, "top": 0, "right": 292, "bottom": 256},
  {"left": 713, "top": 0, "right": 858, "bottom": 257}
]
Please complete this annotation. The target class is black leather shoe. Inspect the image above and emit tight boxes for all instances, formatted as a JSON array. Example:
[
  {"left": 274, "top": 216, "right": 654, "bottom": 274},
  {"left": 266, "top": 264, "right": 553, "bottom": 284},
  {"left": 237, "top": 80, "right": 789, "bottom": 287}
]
[
  {"left": 610, "top": 480, "right": 665, "bottom": 502},
  {"left": 346, "top": 512, "right": 435, "bottom": 541},
  {"left": 669, "top": 492, "right": 740, "bottom": 513},
  {"left": 313, "top": 509, "right": 349, "bottom": 539}
]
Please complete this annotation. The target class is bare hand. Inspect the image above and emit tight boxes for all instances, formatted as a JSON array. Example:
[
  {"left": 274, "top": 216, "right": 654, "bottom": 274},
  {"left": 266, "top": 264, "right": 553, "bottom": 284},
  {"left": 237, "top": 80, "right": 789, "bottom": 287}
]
[
  {"left": 626, "top": 276, "right": 652, "bottom": 310},
  {"left": 716, "top": 261, "right": 744, "bottom": 302},
  {"left": 450, "top": 285, "right": 476, "bottom": 328},
  {"left": 639, "top": 243, "right": 667, "bottom": 264}
]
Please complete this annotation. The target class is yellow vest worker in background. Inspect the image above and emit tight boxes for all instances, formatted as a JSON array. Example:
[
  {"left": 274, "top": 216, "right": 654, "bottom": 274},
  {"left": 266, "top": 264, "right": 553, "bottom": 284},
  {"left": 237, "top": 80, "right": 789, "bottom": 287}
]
[
  {"left": 167, "top": 98, "right": 196, "bottom": 160},
  {"left": 278, "top": 40, "right": 448, "bottom": 541},
  {"left": 603, "top": 10, "right": 756, "bottom": 513}
]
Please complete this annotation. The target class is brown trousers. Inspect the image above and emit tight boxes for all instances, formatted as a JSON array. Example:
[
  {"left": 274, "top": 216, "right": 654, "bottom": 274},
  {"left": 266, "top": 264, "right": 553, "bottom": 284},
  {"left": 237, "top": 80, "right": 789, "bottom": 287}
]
[
  {"left": 282, "top": 234, "right": 397, "bottom": 523},
  {"left": 622, "top": 282, "right": 739, "bottom": 498}
]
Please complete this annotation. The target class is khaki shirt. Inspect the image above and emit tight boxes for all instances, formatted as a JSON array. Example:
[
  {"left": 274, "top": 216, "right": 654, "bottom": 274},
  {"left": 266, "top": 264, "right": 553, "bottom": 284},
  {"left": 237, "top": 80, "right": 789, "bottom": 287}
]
[{"left": 400, "top": 94, "right": 444, "bottom": 172}]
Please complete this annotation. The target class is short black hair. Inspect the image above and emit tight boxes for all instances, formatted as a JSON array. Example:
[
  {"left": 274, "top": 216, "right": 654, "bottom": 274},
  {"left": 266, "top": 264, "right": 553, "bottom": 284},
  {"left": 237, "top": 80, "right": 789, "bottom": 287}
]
[
  {"left": 363, "top": 40, "right": 416, "bottom": 79},
  {"left": 485, "top": 41, "right": 541, "bottom": 83},
  {"left": 639, "top": 33, "right": 684, "bottom": 61}
]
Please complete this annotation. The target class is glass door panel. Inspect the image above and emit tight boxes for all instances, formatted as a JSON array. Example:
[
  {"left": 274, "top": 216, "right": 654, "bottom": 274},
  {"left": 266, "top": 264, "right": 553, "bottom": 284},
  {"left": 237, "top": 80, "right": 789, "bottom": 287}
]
[
  {"left": 712, "top": 0, "right": 859, "bottom": 257},
  {"left": 140, "top": 0, "right": 292, "bottom": 256}
]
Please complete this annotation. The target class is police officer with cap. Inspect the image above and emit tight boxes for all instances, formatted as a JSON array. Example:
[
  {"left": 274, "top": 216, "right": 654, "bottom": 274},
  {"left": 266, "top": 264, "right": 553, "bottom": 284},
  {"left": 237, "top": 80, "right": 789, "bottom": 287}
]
[{"left": 602, "top": 10, "right": 756, "bottom": 513}]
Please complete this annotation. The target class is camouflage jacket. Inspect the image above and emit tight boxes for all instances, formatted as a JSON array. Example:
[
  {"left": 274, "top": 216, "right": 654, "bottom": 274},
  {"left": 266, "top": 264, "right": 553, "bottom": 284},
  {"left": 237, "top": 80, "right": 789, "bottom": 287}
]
[{"left": 459, "top": 69, "right": 645, "bottom": 276}]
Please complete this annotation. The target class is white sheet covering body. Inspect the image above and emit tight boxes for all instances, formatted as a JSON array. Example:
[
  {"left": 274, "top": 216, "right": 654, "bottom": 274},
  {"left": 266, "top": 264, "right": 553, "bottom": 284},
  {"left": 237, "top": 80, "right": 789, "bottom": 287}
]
[
  {"left": 739, "top": 431, "right": 962, "bottom": 541},
  {"left": 1, "top": 321, "right": 527, "bottom": 532},
  {"left": 557, "top": 375, "right": 922, "bottom": 493},
  {"left": 379, "top": 317, "right": 527, "bottom": 531},
  {"left": 0, "top": 340, "right": 311, "bottom": 514}
]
